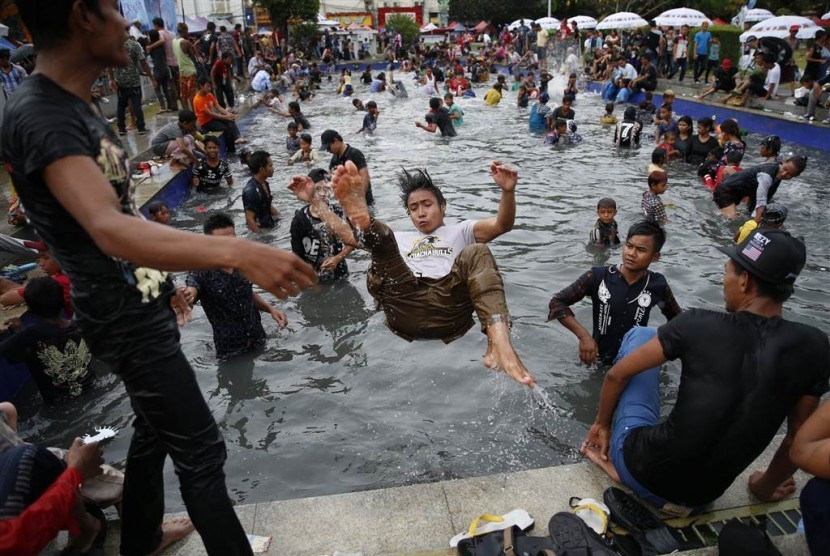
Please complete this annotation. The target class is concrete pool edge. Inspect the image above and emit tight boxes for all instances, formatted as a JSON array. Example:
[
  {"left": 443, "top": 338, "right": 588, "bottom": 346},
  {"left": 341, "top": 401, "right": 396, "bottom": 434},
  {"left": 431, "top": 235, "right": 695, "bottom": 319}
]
[{"left": 91, "top": 433, "right": 809, "bottom": 555}]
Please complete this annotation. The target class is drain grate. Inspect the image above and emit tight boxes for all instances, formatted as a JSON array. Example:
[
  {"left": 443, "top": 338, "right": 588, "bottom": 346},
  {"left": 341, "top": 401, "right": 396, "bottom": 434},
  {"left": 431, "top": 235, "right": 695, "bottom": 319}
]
[{"left": 609, "top": 498, "right": 802, "bottom": 551}]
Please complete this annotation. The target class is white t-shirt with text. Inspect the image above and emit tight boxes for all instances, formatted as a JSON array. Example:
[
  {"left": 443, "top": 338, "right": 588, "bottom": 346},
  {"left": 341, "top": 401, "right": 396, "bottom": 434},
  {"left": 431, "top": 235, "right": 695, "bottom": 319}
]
[{"left": 394, "top": 220, "right": 477, "bottom": 279}]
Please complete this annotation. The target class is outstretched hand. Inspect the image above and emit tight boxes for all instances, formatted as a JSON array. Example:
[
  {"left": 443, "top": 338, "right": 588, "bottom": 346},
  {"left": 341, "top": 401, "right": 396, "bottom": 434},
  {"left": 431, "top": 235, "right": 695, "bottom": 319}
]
[
  {"left": 490, "top": 161, "right": 518, "bottom": 192},
  {"left": 287, "top": 176, "right": 315, "bottom": 203},
  {"left": 170, "top": 287, "right": 193, "bottom": 328},
  {"left": 237, "top": 242, "right": 318, "bottom": 299}
]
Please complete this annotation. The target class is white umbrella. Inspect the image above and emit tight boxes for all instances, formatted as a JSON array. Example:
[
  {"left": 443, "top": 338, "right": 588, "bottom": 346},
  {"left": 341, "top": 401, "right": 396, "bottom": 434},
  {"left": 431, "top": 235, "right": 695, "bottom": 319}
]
[
  {"left": 567, "top": 16, "right": 598, "bottom": 30},
  {"left": 507, "top": 19, "right": 532, "bottom": 31},
  {"left": 731, "top": 8, "right": 775, "bottom": 27},
  {"left": 0, "top": 23, "right": 8, "bottom": 38},
  {"left": 596, "top": 12, "right": 649, "bottom": 30},
  {"left": 739, "top": 15, "right": 822, "bottom": 42},
  {"left": 823, "top": 11, "right": 830, "bottom": 20},
  {"left": 535, "top": 17, "right": 561, "bottom": 30},
  {"left": 420, "top": 22, "right": 438, "bottom": 32},
  {"left": 654, "top": 8, "right": 711, "bottom": 28}
]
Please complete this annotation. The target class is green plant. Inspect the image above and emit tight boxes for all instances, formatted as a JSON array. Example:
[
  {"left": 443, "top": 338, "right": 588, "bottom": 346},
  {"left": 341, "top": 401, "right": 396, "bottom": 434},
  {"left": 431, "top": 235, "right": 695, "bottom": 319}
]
[
  {"left": 385, "top": 14, "right": 421, "bottom": 48},
  {"left": 291, "top": 21, "right": 320, "bottom": 52}
]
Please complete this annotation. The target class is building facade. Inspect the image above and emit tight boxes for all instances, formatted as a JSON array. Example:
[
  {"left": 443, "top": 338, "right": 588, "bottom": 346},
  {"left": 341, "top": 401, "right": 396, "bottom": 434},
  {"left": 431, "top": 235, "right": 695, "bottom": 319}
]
[{"left": 175, "top": 0, "right": 247, "bottom": 21}]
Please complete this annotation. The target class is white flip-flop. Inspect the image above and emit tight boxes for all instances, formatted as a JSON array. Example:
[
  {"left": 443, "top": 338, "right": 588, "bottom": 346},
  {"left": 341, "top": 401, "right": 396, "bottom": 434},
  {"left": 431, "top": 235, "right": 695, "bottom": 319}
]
[{"left": 449, "top": 508, "right": 534, "bottom": 547}]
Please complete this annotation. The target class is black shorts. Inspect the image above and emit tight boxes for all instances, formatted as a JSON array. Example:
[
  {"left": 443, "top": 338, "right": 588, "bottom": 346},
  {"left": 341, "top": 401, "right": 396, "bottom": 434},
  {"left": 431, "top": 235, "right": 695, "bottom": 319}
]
[
  {"left": 714, "top": 80, "right": 734, "bottom": 92},
  {"left": 712, "top": 186, "right": 741, "bottom": 208}
]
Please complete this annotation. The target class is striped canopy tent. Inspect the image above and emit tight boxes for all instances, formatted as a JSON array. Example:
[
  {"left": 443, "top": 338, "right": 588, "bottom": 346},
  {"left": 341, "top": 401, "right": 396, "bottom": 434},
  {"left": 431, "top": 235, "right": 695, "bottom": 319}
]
[{"left": 567, "top": 16, "right": 598, "bottom": 30}]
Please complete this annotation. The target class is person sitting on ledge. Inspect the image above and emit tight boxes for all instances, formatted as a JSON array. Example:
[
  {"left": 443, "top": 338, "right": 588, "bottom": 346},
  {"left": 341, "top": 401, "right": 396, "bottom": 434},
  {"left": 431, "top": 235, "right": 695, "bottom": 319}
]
[
  {"left": 288, "top": 160, "right": 536, "bottom": 388},
  {"left": 582, "top": 229, "right": 828, "bottom": 513}
]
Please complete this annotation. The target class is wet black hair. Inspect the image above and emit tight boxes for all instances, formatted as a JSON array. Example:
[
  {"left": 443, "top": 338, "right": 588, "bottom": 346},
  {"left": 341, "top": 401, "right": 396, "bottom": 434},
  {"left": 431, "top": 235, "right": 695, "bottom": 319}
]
[
  {"left": 626, "top": 220, "right": 666, "bottom": 252},
  {"left": 784, "top": 155, "right": 806, "bottom": 172},
  {"left": 248, "top": 151, "right": 271, "bottom": 175},
  {"left": 299, "top": 132, "right": 312, "bottom": 143},
  {"left": 678, "top": 115, "right": 693, "bottom": 127},
  {"left": 204, "top": 213, "right": 235, "bottom": 235},
  {"left": 720, "top": 119, "right": 740, "bottom": 137},
  {"left": 697, "top": 116, "right": 714, "bottom": 130},
  {"left": 429, "top": 97, "right": 441, "bottom": 110},
  {"left": 198, "top": 76, "right": 211, "bottom": 87},
  {"left": 648, "top": 170, "right": 668, "bottom": 187},
  {"left": 288, "top": 101, "right": 301, "bottom": 112},
  {"left": 597, "top": 198, "right": 617, "bottom": 210},
  {"left": 651, "top": 147, "right": 667, "bottom": 164},
  {"left": 221, "top": 51, "right": 233, "bottom": 60},
  {"left": 18, "top": 0, "right": 103, "bottom": 50},
  {"left": 148, "top": 29, "right": 160, "bottom": 43},
  {"left": 153, "top": 17, "right": 165, "bottom": 28},
  {"left": 623, "top": 106, "right": 637, "bottom": 120},
  {"left": 739, "top": 269, "right": 794, "bottom": 303},
  {"left": 203, "top": 135, "right": 221, "bottom": 148},
  {"left": 725, "top": 149, "right": 743, "bottom": 164},
  {"left": 147, "top": 200, "right": 167, "bottom": 215},
  {"left": 399, "top": 168, "right": 446, "bottom": 211},
  {"left": 23, "top": 277, "right": 64, "bottom": 319},
  {"left": 658, "top": 103, "right": 672, "bottom": 113},
  {"left": 178, "top": 110, "right": 197, "bottom": 123},
  {"left": 287, "top": 121, "right": 299, "bottom": 130},
  {"left": 605, "top": 102, "right": 615, "bottom": 113}
]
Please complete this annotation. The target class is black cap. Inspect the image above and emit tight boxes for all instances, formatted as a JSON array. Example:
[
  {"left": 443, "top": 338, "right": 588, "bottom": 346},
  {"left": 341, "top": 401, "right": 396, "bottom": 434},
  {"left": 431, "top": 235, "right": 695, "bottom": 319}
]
[
  {"left": 320, "top": 129, "right": 341, "bottom": 151},
  {"left": 717, "top": 229, "right": 805, "bottom": 285},
  {"left": 308, "top": 168, "right": 329, "bottom": 183},
  {"left": 762, "top": 203, "right": 788, "bottom": 224}
]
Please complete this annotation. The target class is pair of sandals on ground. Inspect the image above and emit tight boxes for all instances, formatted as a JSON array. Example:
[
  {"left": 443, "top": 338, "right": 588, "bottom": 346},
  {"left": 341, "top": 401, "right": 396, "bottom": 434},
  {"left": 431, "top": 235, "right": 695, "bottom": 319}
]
[{"left": 456, "top": 487, "right": 782, "bottom": 556}]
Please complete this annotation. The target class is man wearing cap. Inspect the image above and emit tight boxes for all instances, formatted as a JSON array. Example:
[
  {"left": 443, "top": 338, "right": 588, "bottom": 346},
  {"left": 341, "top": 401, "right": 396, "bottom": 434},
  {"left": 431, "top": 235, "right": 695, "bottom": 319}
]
[
  {"left": 583, "top": 229, "right": 829, "bottom": 511},
  {"left": 320, "top": 130, "right": 374, "bottom": 208},
  {"left": 697, "top": 58, "right": 737, "bottom": 100}
]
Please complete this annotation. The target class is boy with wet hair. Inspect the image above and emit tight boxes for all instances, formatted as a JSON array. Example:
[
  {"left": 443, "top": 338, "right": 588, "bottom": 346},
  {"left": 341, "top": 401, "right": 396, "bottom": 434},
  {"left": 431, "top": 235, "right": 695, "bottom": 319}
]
[
  {"left": 357, "top": 100, "right": 379, "bottom": 134},
  {"left": 243, "top": 151, "right": 279, "bottom": 232},
  {"left": 735, "top": 202, "right": 787, "bottom": 243},
  {"left": 614, "top": 106, "right": 641, "bottom": 147},
  {"left": 590, "top": 198, "right": 620, "bottom": 247},
  {"left": 642, "top": 171, "right": 669, "bottom": 225},
  {"left": 549, "top": 220, "right": 682, "bottom": 366},
  {"left": 147, "top": 201, "right": 171, "bottom": 225},
  {"left": 288, "top": 160, "right": 536, "bottom": 388},
  {"left": 286, "top": 121, "right": 300, "bottom": 154},
  {"left": 191, "top": 135, "right": 232, "bottom": 192}
]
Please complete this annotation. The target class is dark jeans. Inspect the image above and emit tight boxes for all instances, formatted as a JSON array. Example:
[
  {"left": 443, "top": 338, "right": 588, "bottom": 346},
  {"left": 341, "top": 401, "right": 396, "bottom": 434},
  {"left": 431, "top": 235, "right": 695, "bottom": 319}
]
[
  {"left": 168, "top": 65, "right": 181, "bottom": 111},
  {"left": 116, "top": 86, "right": 145, "bottom": 133},
  {"left": 693, "top": 54, "right": 707, "bottom": 82},
  {"left": 202, "top": 118, "right": 240, "bottom": 153},
  {"left": 76, "top": 289, "right": 252, "bottom": 556},
  {"left": 704, "top": 59, "right": 719, "bottom": 83},
  {"left": 668, "top": 58, "right": 687, "bottom": 81},
  {"left": 153, "top": 72, "right": 173, "bottom": 111},
  {"left": 801, "top": 477, "right": 830, "bottom": 555},
  {"left": 213, "top": 78, "right": 235, "bottom": 109}
]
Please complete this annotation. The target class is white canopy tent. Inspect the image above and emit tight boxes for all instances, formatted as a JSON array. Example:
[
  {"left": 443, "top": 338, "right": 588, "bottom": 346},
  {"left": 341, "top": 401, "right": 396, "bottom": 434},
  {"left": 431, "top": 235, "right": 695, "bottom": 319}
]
[
  {"left": 420, "top": 22, "right": 439, "bottom": 32},
  {"left": 535, "top": 17, "right": 561, "bottom": 30},
  {"left": 731, "top": 8, "right": 775, "bottom": 27},
  {"left": 739, "top": 15, "right": 822, "bottom": 42},
  {"left": 654, "top": 8, "right": 711, "bottom": 28},
  {"left": 567, "top": 16, "right": 598, "bottom": 30},
  {"left": 823, "top": 11, "right": 830, "bottom": 20},
  {"left": 596, "top": 12, "right": 649, "bottom": 30},
  {"left": 507, "top": 19, "right": 533, "bottom": 31},
  {"left": 317, "top": 14, "right": 341, "bottom": 28}
]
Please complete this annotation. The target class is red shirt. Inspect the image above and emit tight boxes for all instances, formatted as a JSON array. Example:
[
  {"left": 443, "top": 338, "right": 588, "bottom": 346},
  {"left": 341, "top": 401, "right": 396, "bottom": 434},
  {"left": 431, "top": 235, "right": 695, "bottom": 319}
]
[
  {"left": 0, "top": 467, "right": 82, "bottom": 556},
  {"left": 16, "top": 272, "right": 73, "bottom": 317},
  {"left": 212, "top": 59, "right": 231, "bottom": 82}
]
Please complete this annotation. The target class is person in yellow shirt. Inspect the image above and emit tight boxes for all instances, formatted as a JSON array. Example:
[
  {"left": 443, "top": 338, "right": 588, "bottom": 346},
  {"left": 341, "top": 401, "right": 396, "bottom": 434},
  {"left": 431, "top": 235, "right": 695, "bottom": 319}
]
[
  {"left": 484, "top": 83, "right": 503, "bottom": 105},
  {"left": 734, "top": 203, "right": 788, "bottom": 243}
]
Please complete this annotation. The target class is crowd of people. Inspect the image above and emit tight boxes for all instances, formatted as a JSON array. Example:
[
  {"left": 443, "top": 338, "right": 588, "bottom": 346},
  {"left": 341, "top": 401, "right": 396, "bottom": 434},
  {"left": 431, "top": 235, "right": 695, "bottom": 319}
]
[{"left": 0, "top": 2, "right": 829, "bottom": 555}]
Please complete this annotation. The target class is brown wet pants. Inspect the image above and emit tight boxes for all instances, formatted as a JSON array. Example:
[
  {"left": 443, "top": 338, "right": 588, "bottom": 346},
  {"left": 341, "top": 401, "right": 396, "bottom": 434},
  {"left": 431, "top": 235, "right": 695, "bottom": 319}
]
[{"left": 364, "top": 220, "right": 509, "bottom": 343}]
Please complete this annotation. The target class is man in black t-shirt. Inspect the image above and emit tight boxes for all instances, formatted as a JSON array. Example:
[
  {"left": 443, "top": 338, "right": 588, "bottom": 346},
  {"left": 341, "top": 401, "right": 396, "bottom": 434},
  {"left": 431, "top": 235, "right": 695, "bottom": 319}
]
[
  {"left": 415, "top": 97, "right": 457, "bottom": 137},
  {"left": 321, "top": 129, "right": 375, "bottom": 206},
  {"left": 191, "top": 135, "right": 232, "bottom": 192},
  {"left": 582, "top": 229, "right": 829, "bottom": 511},
  {"left": 628, "top": 55, "right": 657, "bottom": 92},
  {"left": 1, "top": 3, "right": 316, "bottom": 554},
  {"left": 548, "top": 221, "right": 681, "bottom": 366}
]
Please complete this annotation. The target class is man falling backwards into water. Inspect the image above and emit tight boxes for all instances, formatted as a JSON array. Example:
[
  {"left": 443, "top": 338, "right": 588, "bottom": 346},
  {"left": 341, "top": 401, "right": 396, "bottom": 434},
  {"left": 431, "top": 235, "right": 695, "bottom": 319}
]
[{"left": 288, "top": 161, "right": 536, "bottom": 388}]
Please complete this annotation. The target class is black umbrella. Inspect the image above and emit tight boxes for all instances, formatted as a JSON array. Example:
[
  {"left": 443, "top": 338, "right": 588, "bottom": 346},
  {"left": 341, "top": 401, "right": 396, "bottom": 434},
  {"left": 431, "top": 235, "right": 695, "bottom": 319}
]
[
  {"left": 10, "top": 44, "right": 33, "bottom": 64},
  {"left": 758, "top": 37, "right": 792, "bottom": 66}
]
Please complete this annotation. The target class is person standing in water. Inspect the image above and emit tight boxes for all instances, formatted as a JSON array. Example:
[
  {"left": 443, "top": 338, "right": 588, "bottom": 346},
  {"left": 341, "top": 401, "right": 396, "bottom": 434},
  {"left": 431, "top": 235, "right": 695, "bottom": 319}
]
[
  {"left": 288, "top": 161, "right": 536, "bottom": 388},
  {"left": 1, "top": 2, "right": 317, "bottom": 553}
]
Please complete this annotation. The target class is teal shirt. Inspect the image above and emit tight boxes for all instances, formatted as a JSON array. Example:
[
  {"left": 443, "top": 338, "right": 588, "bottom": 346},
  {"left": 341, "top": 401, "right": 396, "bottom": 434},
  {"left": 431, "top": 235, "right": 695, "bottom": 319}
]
[
  {"left": 708, "top": 42, "right": 721, "bottom": 61},
  {"left": 448, "top": 104, "right": 464, "bottom": 126}
]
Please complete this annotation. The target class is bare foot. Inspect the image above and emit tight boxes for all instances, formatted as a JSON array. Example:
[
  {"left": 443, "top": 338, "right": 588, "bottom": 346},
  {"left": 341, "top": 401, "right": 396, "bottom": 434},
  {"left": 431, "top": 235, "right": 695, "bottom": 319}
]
[
  {"left": 149, "top": 517, "right": 195, "bottom": 555},
  {"left": 332, "top": 160, "right": 370, "bottom": 231},
  {"left": 66, "top": 511, "right": 102, "bottom": 553},
  {"left": 483, "top": 321, "right": 535, "bottom": 388},
  {"left": 582, "top": 444, "right": 622, "bottom": 483}
]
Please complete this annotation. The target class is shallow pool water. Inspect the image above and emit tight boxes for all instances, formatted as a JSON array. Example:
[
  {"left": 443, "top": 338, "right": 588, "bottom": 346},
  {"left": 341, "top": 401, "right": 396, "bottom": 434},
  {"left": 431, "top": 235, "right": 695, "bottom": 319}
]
[{"left": 19, "top": 71, "right": 830, "bottom": 510}]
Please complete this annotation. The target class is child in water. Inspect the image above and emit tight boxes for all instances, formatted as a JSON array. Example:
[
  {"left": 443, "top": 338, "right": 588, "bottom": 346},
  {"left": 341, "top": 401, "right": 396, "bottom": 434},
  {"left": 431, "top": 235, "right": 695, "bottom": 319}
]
[
  {"left": 658, "top": 132, "right": 681, "bottom": 161},
  {"left": 147, "top": 201, "right": 171, "bottom": 225},
  {"left": 590, "top": 197, "right": 620, "bottom": 246},
  {"left": 286, "top": 122, "right": 300, "bottom": 154},
  {"left": 648, "top": 147, "right": 667, "bottom": 174},
  {"left": 600, "top": 102, "right": 617, "bottom": 124},
  {"left": 734, "top": 202, "right": 787, "bottom": 243},
  {"left": 352, "top": 98, "right": 366, "bottom": 111},
  {"left": 545, "top": 118, "right": 582, "bottom": 145},
  {"left": 703, "top": 148, "right": 742, "bottom": 190},
  {"left": 642, "top": 171, "right": 668, "bottom": 225},
  {"left": 563, "top": 72, "right": 578, "bottom": 102},
  {"left": 288, "top": 133, "right": 320, "bottom": 166},
  {"left": 517, "top": 85, "right": 530, "bottom": 108},
  {"left": 759, "top": 135, "right": 781, "bottom": 162}
]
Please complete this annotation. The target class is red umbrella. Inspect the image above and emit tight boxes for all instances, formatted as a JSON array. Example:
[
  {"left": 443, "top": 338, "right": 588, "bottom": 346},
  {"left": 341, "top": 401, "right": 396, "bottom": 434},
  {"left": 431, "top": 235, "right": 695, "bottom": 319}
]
[
  {"left": 474, "top": 20, "right": 488, "bottom": 32},
  {"left": 712, "top": 18, "right": 728, "bottom": 26}
]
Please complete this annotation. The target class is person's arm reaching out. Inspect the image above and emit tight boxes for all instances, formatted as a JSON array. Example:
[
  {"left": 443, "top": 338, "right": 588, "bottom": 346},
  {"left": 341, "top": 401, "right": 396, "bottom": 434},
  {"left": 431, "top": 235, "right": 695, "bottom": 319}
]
[
  {"left": 43, "top": 156, "right": 316, "bottom": 299},
  {"left": 473, "top": 161, "right": 517, "bottom": 243}
]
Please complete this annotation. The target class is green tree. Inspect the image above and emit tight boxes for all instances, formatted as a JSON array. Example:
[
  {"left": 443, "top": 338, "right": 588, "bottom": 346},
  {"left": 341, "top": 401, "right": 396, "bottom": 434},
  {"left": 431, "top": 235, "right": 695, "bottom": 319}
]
[
  {"left": 255, "top": 0, "right": 320, "bottom": 38},
  {"left": 385, "top": 14, "right": 421, "bottom": 48}
]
